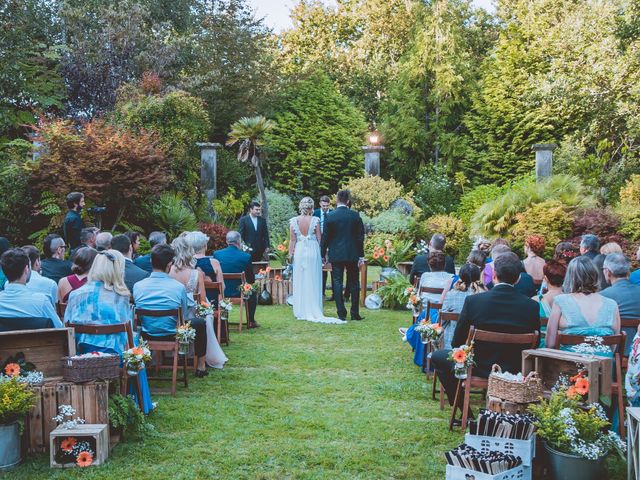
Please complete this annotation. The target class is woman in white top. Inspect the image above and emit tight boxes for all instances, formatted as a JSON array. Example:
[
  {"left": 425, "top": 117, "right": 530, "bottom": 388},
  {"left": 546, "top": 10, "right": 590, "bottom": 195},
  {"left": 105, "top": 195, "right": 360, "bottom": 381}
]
[{"left": 418, "top": 251, "right": 454, "bottom": 305}]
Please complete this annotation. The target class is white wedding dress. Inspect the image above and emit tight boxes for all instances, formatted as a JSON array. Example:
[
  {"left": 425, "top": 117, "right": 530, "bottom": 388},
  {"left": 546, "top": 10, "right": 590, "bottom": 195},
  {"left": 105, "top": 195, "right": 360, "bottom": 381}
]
[{"left": 290, "top": 216, "right": 346, "bottom": 324}]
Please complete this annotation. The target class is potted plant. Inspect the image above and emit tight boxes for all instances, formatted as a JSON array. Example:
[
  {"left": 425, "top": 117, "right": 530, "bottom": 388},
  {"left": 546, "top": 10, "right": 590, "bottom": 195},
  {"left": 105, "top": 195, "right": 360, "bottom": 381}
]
[
  {"left": 367, "top": 238, "right": 413, "bottom": 281},
  {"left": 0, "top": 376, "right": 35, "bottom": 470},
  {"left": 528, "top": 390, "right": 625, "bottom": 480},
  {"left": 376, "top": 273, "right": 412, "bottom": 309}
]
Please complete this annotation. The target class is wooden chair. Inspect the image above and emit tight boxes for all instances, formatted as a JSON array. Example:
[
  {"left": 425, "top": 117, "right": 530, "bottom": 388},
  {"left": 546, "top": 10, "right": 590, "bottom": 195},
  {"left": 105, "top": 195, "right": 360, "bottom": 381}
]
[
  {"left": 420, "top": 286, "right": 444, "bottom": 297},
  {"left": 56, "top": 302, "right": 67, "bottom": 318},
  {"left": 224, "top": 272, "right": 250, "bottom": 332},
  {"left": 203, "top": 280, "right": 226, "bottom": 345},
  {"left": 449, "top": 327, "right": 539, "bottom": 431},
  {"left": 620, "top": 317, "right": 640, "bottom": 368},
  {"left": 557, "top": 332, "right": 626, "bottom": 438},
  {"left": 422, "top": 301, "right": 443, "bottom": 375},
  {"left": 431, "top": 311, "right": 459, "bottom": 410},
  {"left": 134, "top": 308, "right": 188, "bottom": 396},
  {"left": 65, "top": 321, "right": 144, "bottom": 410}
]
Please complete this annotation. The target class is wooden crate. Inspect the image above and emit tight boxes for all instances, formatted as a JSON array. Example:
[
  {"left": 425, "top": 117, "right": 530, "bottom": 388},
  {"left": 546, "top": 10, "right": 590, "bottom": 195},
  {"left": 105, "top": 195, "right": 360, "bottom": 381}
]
[
  {"left": 50, "top": 423, "right": 109, "bottom": 468},
  {"left": 486, "top": 396, "right": 534, "bottom": 414},
  {"left": 0, "top": 328, "right": 75, "bottom": 378},
  {"left": 628, "top": 408, "right": 640, "bottom": 480},
  {"left": 26, "top": 380, "right": 109, "bottom": 454},
  {"left": 521, "top": 348, "right": 611, "bottom": 404},
  {"left": 264, "top": 279, "right": 292, "bottom": 305}
]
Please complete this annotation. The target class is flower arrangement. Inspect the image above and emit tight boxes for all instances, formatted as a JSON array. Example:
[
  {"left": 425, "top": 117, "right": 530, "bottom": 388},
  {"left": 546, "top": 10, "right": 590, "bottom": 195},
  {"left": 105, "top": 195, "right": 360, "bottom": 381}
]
[
  {"left": 414, "top": 321, "right": 443, "bottom": 346},
  {"left": 176, "top": 322, "right": 196, "bottom": 355},
  {"left": 552, "top": 369, "right": 591, "bottom": 400},
  {"left": 367, "top": 237, "right": 413, "bottom": 268},
  {"left": 195, "top": 301, "right": 215, "bottom": 319},
  {"left": 448, "top": 343, "right": 475, "bottom": 379},
  {"left": 122, "top": 341, "right": 151, "bottom": 375},
  {"left": 52, "top": 404, "right": 85, "bottom": 430},
  {"left": 404, "top": 286, "right": 422, "bottom": 315},
  {"left": 256, "top": 266, "right": 271, "bottom": 280},
  {"left": 414, "top": 239, "right": 429, "bottom": 255},
  {"left": 528, "top": 390, "right": 625, "bottom": 461},
  {"left": 241, "top": 241, "right": 253, "bottom": 253},
  {"left": 238, "top": 282, "right": 259, "bottom": 299},
  {"left": 220, "top": 299, "right": 233, "bottom": 313},
  {"left": 0, "top": 376, "right": 35, "bottom": 426},
  {"left": 571, "top": 336, "right": 612, "bottom": 357},
  {"left": 56, "top": 436, "right": 96, "bottom": 467},
  {"left": 270, "top": 238, "right": 289, "bottom": 266},
  {"left": 1, "top": 352, "right": 44, "bottom": 385}
]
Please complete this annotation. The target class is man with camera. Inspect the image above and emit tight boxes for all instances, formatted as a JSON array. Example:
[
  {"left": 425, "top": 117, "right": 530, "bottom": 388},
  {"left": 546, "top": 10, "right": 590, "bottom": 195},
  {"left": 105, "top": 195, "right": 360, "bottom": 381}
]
[{"left": 63, "top": 192, "right": 86, "bottom": 250}]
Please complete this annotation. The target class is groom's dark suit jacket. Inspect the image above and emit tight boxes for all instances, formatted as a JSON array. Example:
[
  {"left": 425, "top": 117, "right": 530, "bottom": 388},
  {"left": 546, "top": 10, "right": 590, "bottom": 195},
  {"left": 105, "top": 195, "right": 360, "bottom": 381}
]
[
  {"left": 238, "top": 214, "right": 270, "bottom": 261},
  {"left": 320, "top": 206, "right": 364, "bottom": 263}
]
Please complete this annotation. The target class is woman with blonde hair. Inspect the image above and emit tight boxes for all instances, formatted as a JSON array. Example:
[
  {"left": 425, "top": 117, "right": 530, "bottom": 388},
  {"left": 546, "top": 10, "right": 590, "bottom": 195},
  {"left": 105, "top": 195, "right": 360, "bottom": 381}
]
[
  {"left": 601, "top": 242, "right": 623, "bottom": 256},
  {"left": 169, "top": 232, "right": 206, "bottom": 308},
  {"left": 64, "top": 249, "right": 154, "bottom": 413},
  {"left": 288, "top": 196, "right": 344, "bottom": 324}
]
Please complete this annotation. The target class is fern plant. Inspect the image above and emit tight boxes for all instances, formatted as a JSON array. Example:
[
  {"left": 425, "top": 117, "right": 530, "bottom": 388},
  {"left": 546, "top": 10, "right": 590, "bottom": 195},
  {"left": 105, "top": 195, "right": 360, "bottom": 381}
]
[
  {"left": 146, "top": 192, "right": 197, "bottom": 240},
  {"left": 108, "top": 394, "right": 155, "bottom": 439},
  {"left": 377, "top": 273, "right": 412, "bottom": 309}
]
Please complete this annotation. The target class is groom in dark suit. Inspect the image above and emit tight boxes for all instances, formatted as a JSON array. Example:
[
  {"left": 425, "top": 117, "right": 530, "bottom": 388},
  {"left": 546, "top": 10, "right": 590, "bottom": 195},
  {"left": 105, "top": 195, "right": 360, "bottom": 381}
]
[
  {"left": 238, "top": 201, "right": 270, "bottom": 262},
  {"left": 313, "top": 195, "right": 334, "bottom": 299},
  {"left": 321, "top": 190, "right": 365, "bottom": 321}
]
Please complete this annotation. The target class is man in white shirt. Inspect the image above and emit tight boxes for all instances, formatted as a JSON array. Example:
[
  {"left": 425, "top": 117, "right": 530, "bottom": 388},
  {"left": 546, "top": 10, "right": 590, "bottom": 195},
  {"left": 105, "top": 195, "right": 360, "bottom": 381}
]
[{"left": 22, "top": 245, "right": 58, "bottom": 308}]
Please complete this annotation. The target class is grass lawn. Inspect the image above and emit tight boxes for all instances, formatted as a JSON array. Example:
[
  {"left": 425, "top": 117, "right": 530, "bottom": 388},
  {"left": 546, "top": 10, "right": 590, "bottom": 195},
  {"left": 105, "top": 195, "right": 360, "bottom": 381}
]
[{"left": 12, "top": 303, "right": 626, "bottom": 479}]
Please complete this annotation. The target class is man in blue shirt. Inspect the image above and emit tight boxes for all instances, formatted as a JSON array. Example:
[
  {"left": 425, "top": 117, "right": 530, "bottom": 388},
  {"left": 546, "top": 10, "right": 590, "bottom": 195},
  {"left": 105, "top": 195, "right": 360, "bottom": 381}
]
[
  {"left": 22, "top": 245, "right": 58, "bottom": 308},
  {"left": 133, "top": 244, "right": 208, "bottom": 377},
  {"left": 0, "top": 248, "right": 62, "bottom": 328},
  {"left": 134, "top": 231, "right": 167, "bottom": 274}
]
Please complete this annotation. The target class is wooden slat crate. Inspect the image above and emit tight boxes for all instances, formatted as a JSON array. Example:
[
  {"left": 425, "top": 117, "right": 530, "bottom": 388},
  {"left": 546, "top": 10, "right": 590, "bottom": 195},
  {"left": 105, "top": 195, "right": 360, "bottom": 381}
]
[
  {"left": 26, "top": 380, "right": 109, "bottom": 454},
  {"left": 0, "top": 328, "right": 75, "bottom": 377},
  {"left": 50, "top": 423, "right": 109, "bottom": 468},
  {"left": 262, "top": 279, "right": 293, "bottom": 305}
]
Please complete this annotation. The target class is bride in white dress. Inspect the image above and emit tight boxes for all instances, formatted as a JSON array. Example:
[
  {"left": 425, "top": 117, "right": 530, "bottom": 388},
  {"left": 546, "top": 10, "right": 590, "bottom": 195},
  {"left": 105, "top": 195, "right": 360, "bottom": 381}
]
[{"left": 289, "top": 197, "right": 346, "bottom": 324}]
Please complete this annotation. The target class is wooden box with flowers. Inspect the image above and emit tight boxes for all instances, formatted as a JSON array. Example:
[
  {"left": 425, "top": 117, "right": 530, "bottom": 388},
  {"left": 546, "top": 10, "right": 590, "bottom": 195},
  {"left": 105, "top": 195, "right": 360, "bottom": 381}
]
[{"left": 255, "top": 266, "right": 292, "bottom": 305}]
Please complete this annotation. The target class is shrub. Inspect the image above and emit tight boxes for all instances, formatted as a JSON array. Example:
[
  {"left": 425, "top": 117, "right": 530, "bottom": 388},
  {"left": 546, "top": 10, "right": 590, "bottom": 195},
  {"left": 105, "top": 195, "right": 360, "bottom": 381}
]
[
  {"left": 571, "top": 208, "right": 621, "bottom": 240},
  {"left": 261, "top": 189, "right": 296, "bottom": 244},
  {"left": 413, "top": 164, "right": 460, "bottom": 218},
  {"left": 212, "top": 188, "right": 251, "bottom": 230},
  {"left": 199, "top": 223, "right": 229, "bottom": 254},
  {"left": 456, "top": 183, "right": 507, "bottom": 225},
  {"left": 343, "top": 176, "right": 420, "bottom": 217},
  {"left": 376, "top": 273, "right": 412, "bottom": 309},
  {"left": 369, "top": 209, "right": 414, "bottom": 235},
  {"left": 108, "top": 394, "right": 154, "bottom": 438},
  {"left": 618, "top": 175, "right": 640, "bottom": 242},
  {"left": 470, "top": 175, "right": 594, "bottom": 238},
  {"left": 0, "top": 377, "right": 35, "bottom": 426},
  {"left": 0, "top": 140, "right": 35, "bottom": 243},
  {"left": 146, "top": 192, "right": 197, "bottom": 240},
  {"left": 422, "top": 215, "right": 467, "bottom": 259},
  {"left": 216, "top": 148, "right": 255, "bottom": 198},
  {"left": 509, "top": 200, "right": 574, "bottom": 257}
]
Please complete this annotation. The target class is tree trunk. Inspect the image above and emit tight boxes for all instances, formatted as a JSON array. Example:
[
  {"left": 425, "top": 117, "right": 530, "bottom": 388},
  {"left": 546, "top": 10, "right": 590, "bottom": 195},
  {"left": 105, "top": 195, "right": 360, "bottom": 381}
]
[{"left": 254, "top": 160, "right": 268, "bottom": 222}]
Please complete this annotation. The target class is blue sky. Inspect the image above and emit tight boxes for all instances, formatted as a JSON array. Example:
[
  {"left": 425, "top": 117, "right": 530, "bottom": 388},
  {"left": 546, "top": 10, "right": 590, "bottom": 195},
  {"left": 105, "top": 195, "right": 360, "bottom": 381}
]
[{"left": 249, "top": 0, "right": 495, "bottom": 32}]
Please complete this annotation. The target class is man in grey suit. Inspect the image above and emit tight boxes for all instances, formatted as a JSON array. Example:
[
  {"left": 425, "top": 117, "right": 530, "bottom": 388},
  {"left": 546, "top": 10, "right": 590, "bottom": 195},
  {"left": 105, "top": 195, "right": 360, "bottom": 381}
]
[
  {"left": 601, "top": 253, "right": 640, "bottom": 355},
  {"left": 111, "top": 234, "right": 149, "bottom": 292}
]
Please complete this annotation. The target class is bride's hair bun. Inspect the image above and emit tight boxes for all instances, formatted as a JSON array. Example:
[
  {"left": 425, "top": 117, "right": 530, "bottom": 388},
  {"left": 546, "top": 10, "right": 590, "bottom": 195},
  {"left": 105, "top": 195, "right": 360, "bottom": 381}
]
[{"left": 299, "top": 197, "right": 314, "bottom": 215}]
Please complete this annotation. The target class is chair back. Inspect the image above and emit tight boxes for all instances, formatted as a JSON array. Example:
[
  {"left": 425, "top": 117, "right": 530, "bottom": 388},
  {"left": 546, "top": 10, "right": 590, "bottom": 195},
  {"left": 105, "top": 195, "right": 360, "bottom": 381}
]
[
  {"left": 222, "top": 272, "right": 246, "bottom": 298},
  {"left": 0, "top": 317, "right": 54, "bottom": 332},
  {"left": 438, "top": 311, "right": 459, "bottom": 324},
  {"left": 540, "top": 317, "right": 549, "bottom": 327},
  {"left": 134, "top": 308, "right": 184, "bottom": 333},
  {"left": 420, "top": 286, "right": 444, "bottom": 295},
  {"left": 203, "top": 280, "right": 223, "bottom": 298},
  {"left": 66, "top": 321, "right": 135, "bottom": 349},
  {"left": 621, "top": 317, "right": 640, "bottom": 329},
  {"left": 467, "top": 326, "right": 539, "bottom": 349},
  {"left": 556, "top": 332, "right": 626, "bottom": 355}
]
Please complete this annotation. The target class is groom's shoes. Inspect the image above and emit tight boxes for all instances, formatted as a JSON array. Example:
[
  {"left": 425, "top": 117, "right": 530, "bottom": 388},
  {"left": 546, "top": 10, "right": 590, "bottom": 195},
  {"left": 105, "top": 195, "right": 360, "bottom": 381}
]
[{"left": 351, "top": 315, "right": 365, "bottom": 321}]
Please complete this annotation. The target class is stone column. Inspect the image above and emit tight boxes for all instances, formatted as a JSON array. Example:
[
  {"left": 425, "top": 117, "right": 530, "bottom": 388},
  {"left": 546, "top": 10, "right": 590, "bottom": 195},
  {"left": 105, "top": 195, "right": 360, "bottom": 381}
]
[
  {"left": 362, "top": 145, "right": 384, "bottom": 176},
  {"left": 532, "top": 143, "right": 556, "bottom": 181},
  {"left": 196, "top": 142, "right": 222, "bottom": 220}
]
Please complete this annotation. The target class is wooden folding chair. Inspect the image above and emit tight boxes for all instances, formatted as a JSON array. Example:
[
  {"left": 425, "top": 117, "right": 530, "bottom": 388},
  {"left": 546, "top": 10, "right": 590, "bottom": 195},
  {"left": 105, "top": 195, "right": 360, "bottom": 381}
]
[
  {"left": 450, "top": 327, "right": 539, "bottom": 431},
  {"left": 65, "top": 321, "right": 144, "bottom": 411},
  {"left": 557, "top": 332, "right": 627, "bottom": 438},
  {"left": 621, "top": 317, "right": 640, "bottom": 368},
  {"left": 203, "top": 279, "right": 226, "bottom": 345},
  {"left": 422, "top": 300, "right": 444, "bottom": 375},
  {"left": 134, "top": 308, "right": 188, "bottom": 396},
  {"left": 224, "top": 272, "right": 250, "bottom": 332},
  {"left": 56, "top": 302, "right": 67, "bottom": 318},
  {"left": 432, "top": 311, "right": 459, "bottom": 410}
]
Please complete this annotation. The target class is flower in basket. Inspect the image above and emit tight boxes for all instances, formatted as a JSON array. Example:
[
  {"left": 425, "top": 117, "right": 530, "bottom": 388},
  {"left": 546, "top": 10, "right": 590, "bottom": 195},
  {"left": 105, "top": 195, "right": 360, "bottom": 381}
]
[
  {"left": 448, "top": 343, "right": 475, "bottom": 379},
  {"left": 4, "top": 363, "right": 20, "bottom": 377},
  {"left": 274, "top": 275, "right": 282, "bottom": 282},
  {"left": 123, "top": 341, "right": 151, "bottom": 373},
  {"left": 195, "top": 301, "right": 215, "bottom": 319},
  {"left": 269, "top": 237, "right": 290, "bottom": 266},
  {"left": 414, "top": 321, "right": 443, "bottom": 345},
  {"left": 176, "top": 322, "right": 197, "bottom": 344}
]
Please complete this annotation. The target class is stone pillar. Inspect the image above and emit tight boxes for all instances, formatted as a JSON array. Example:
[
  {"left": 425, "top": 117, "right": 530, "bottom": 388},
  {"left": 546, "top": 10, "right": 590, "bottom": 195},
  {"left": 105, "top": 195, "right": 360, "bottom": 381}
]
[
  {"left": 196, "top": 142, "right": 222, "bottom": 220},
  {"left": 532, "top": 143, "right": 556, "bottom": 181},
  {"left": 362, "top": 145, "right": 384, "bottom": 176}
]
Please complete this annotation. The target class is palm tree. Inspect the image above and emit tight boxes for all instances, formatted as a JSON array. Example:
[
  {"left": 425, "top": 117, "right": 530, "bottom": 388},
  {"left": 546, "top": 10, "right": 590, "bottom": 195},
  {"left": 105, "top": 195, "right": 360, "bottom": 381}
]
[{"left": 226, "top": 116, "right": 275, "bottom": 221}]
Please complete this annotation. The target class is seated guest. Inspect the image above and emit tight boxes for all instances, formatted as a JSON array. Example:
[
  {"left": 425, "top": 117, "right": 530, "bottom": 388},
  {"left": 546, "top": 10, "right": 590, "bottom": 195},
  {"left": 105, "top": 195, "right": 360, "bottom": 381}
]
[
  {"left": 22, "top": 245, "right": 58, "bottom": 308},
  {"left": 523, "top": 235, "right": 546, "bottom": 286},
  {"left": 631, "top": 245, "right": 640, "bottom": 286},
  {"left": 70, "top": 227, "right": 98, "bottom": 259},
  {"left": 64, "top": 249, "right": 153, "bottom": 413},
  {"left": 58, "top": 247, "right": 98, "bottom": 303},
  {"left": 601, "top": 253, "right": 640, "bottom": 355},
  {"left": 581, "top": 233, "right": 607, "bottom": 289},
  {"left": 418, "top": 251, "right": 454, "bottom": 306},
  {"left": 40, "top": 234, "right": 72, "bottom": 284},
  {"left": 133, "top": 244, "right": 209, "bottom": 377},
  {"left": 124, "top": 231, "right": 142, "bottom": 260},
  {"left": 0, "top": 237, "right": 9, "bottom": 290},
  {"left": 440, "top": 250, "right": 488, "bottom": 299},
  {"left": 410, "top": 234, "right": 455, "bottom": 284},
  {"left": 169, "top": 233, "right": 206, "bottom": 307},
  {"left": 214, "top": 231, "right": 258, "bottom": 328},
  {"left": 533, "top": 260, "right": 566, "bottom": 319},
  {"left": 134, "top": 231, "right": 166, "bottom": 273},
  {"left": 554, "top": 241, "right": 579, "bottom": 265},
  {"left": 473, "top": 238, "right": 493, "bottom": 287},
  {"left": 0, "top": 248, "right": 62, "bottom": 327},
  {"left": 601, "top": 242, "right": 623, "bottom": 256},
  {"left": 546, "top": 256, "right": 620, "bottom": 352},
  {"left": 187, "top": 231, "right": 225, "bottom": 305},
  {"left": 491, "top": 244, "right": 537, "bottom": 298},
  {"left": 431, "top": 252, "right": 540, "bottom": 406},
  {"left": 111, "top": 234, "right": 149, "bottom": 292},
  {"left": 95, "top": 232, "right": 112, "bottom": 252}
]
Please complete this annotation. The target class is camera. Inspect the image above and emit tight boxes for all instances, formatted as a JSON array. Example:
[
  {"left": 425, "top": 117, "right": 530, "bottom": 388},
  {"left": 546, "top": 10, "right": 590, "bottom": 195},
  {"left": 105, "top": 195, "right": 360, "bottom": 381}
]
[{"left": 87, "top": 206, "right": 107, "bottom": 214}]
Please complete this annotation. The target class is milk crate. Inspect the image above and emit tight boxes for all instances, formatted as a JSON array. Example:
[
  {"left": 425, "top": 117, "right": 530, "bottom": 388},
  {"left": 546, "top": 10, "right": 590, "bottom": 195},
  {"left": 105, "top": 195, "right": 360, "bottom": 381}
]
[
  {"left": 445, "top": 464, "right": 530, "bottom": 480},
  {"left": 465, "top": 434, "right": 536, "bottom": 467}
]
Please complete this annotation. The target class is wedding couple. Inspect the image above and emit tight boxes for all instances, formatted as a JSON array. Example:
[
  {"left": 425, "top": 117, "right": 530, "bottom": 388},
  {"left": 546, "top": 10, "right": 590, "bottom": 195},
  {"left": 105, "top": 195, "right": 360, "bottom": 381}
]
[{"left": 288, "top": 190, "right": 365, "bottom": 324}]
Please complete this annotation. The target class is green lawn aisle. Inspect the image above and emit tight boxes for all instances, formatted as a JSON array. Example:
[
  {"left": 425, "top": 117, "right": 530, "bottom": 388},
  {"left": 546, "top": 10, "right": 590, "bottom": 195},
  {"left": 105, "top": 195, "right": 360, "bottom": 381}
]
[{"left": 12, "top": 304, "right": 626, "bottom": 479}]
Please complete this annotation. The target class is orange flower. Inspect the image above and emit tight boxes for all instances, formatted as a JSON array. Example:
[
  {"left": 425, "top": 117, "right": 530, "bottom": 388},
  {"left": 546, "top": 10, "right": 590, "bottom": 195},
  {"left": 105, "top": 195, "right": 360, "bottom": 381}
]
[
  {"left": 60, "top": 437, "right": 77, "bottom": 452},
  {"left": 569, "top": 370, "right": 585, "bottom": 383},
  {"left": 566, "top": 386, "right": 579, "bottom": 398},
  {"left": 244, "top": 283, "right": 252, "bottom": 291},
  {"left": 76, "top": 451, "right": 93, "bottom": 467},
  {"left": 432, "top": 323, "right": 440, "bottom": 329},
  {"left": 131, "top": 347, "right": 144, "bottom": 356},
  {"left": 200, "top": 301, "right": 210, "bottom": 308},
  {"left": 409, "top": 295, "right": 417, "bottom": 303},
  {"left": 4, "top": 363, "right": 20, "bottom": 377},
  {"left": 452, "top": 349, "right": 467, "bottom": 363},
  {"left": 274, "top": 275, "right": 282, "bottom": 281},
  {"left": 574, "top": 377, "right": 590, "bottom": 396},
  {"left": 377, "top": 247, "right": 385, "bottom": 255},
  {"left": 383, "top": 255, "right": 389, "bottom": 262},
  {"left": 372, "top": 252, "right": 380, "bottom": 259},
  {"left": 277, "top": 244, "right": 286, "bottom": 252}
]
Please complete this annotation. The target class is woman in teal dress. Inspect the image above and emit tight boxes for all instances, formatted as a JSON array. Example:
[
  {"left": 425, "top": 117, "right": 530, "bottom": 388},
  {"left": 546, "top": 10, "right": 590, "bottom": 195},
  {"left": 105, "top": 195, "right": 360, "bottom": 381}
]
[{"left": 532, "top": 259, "right": 566, "bottom": 347}]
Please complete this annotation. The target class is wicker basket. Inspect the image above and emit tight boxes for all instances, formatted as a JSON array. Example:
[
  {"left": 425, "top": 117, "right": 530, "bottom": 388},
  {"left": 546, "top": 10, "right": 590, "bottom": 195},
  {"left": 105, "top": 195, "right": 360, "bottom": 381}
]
[
  {"left": 487, "top": 364, "right": 543, "bottom": 404},
  {"left": 62, "top": 354, "right": 121, "bottom": 383}
]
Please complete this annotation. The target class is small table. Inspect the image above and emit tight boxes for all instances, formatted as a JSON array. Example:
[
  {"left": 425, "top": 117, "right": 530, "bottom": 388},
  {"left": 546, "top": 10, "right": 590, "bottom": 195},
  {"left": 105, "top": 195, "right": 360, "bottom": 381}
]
[{"left": 396, "top": 261, "right": 413, "bottom": 276}]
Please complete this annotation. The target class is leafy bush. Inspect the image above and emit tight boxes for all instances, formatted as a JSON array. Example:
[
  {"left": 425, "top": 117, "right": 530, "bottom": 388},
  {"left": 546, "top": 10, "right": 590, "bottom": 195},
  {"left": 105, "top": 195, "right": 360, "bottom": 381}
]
[
  {"left": 413, "top": 164, "right": 460, "bottom": 218},
  {"left": 369, "top": 209, "right": 414, "bottom": 234},
  {"left": 212, "top": 188, "right": 251, "bottom": 229},
  {"left": 343, "top": 176, "right": 420, "bottom": 217},
  {"left": 376, "top": 273, "right": 412, "bottom": 309},
  {"left": 509, "top": 201, "right": 574, "bottom": 257},
  {"left": 216, "top": 148, "right": 255, "bottom": 198},
  {"left": 146, "top": 192, "right": 197, "bottom": 240},
  {"left": 261, "top": 189, "right": 296, "bottom": 244},
  {"left": 618, "top": 175, "right": 640, "bottom": 241},
  {"left": 0, "top": 377, "right": 35, "bottom": 426},
  {"left": 470, "top": 175, "right": 594, "bottom": 238},
  {"left": 456, "top": 183, "right": 507, "bottom": 226},
  {"left": 0, "top": 140, "right": 36, "bottom": 243},
  {"left": 571, "top": 208, "right": 621, "bottom": 240},
  {"left": 421, "top": 214, "right": 467, "bottom": 259},
  {"left": 108, "top": 394, "right": 154, "bottom": 439},
  {"left": 199, "top": 223, "right": 229, "bottom": 254}
]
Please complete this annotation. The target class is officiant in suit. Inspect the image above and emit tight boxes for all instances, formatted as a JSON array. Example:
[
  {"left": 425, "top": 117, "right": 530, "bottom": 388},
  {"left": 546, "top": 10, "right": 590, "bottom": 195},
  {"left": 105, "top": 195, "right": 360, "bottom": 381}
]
[
  {"left": 313, "top": 195, "right": 334, "bottom": 299},
  {"left": 321, "top": 190, "right": 365, "bottom": 321},
  {"left": 238, "top": 201, "right": 270, "bottom": 262}
]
